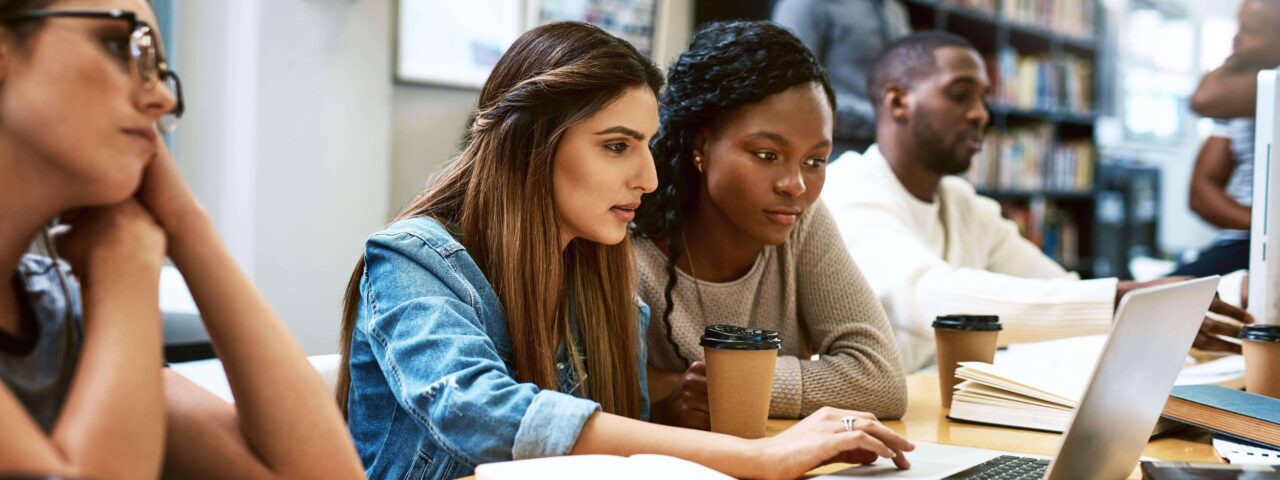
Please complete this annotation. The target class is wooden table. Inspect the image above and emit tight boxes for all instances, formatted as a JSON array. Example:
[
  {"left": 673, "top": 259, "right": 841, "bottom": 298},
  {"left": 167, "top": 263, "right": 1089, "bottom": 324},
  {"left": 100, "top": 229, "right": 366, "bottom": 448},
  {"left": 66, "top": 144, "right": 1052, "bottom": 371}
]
[
  {"left": 787, "top": 371, "right": 1217, "bottom": 478},
  {"left": 461, "top": 370, "right": 1217, "bottom": 479}
]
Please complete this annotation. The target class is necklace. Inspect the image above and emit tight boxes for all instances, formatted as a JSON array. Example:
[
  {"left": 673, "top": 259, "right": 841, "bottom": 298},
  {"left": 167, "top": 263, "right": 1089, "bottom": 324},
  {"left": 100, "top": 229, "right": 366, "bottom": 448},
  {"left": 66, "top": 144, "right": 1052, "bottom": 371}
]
[{"left": 679, "top": 232, "right": 710, "bottom": 323}]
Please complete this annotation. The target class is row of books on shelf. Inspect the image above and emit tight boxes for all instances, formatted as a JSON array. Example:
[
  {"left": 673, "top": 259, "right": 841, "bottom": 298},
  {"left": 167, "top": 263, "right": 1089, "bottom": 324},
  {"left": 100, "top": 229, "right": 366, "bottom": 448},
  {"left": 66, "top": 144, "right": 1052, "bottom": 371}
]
[
  {"left": 1003, "top": 0, "right": 1095, "bottom": 38},
  {"left": 943, "top": 0, "right": 1095, "bottom": 38},
  {"left": 1000, "top": 198, "right": 1080, "bottom": 267},
  {"left": 987, "top": 47, "right": 1093, "bottom": 113},
  {"left": 965, "top": 126, "right": 1095, "bottom": 193}
]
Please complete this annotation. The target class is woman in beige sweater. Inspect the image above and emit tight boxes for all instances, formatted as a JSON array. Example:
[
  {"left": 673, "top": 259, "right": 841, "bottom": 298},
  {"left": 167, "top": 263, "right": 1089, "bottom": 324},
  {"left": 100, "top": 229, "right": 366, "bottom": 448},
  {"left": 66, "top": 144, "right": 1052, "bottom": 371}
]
[{"left": 632, "top": 21, "right": 907, "bottom": 430}]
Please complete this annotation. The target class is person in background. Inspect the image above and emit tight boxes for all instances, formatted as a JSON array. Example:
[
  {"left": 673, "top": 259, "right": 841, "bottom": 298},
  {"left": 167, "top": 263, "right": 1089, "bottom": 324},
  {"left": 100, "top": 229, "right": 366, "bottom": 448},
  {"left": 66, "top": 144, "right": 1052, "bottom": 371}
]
[
  {"left": 773, "top": 0, "right": 911, "bottom": 158},
  {"left": 632, "top": 20, "right": 906, "bottom": 430},
  {"left": 338, "top": 21, "right": 914, "bottom": 480},
  {"left": 0, "top": 0, "right": 365, "bottom": 478},
  {"left": 1178, "top": 0, "right": 1280, "bottom": 277},
  {"left": 823, "top": 32, "right": 1254, "bottom": 372}
]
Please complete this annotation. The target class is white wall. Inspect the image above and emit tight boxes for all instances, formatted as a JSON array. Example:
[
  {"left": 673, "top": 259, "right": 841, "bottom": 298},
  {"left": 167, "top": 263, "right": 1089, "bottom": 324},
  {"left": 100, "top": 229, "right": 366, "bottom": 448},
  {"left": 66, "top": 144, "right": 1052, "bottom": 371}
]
[
  {"left": 389, "top": 0, "right": 694, "bottom": 211},
  {"left": 174, "top": 0, "right": 392, "bottom": 355},
  {"left": 173, "top": 0, "right": 688, "bottom": 353}
]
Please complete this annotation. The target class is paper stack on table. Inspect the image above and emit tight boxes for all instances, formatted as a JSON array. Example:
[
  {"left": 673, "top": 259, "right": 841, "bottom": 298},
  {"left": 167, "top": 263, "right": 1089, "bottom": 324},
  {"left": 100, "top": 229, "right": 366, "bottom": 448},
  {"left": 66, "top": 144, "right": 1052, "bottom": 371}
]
[
  {"left": 947, "top": 336, "right": 1244, "bottom": 432},
  {"left": 1215, "top": 436, "right": 1280, "bottom": 465}
]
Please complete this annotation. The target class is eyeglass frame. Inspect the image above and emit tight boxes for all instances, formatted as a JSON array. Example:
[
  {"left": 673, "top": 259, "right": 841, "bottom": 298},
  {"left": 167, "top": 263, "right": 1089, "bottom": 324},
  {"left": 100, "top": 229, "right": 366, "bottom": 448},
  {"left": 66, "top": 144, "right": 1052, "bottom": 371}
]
[{"left": 0, "top": 9, "right": 185, "bottom": 132}]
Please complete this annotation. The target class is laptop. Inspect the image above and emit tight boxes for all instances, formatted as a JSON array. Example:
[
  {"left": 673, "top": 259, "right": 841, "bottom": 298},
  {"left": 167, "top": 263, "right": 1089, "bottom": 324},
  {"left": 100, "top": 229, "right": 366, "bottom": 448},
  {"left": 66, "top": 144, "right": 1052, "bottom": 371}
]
[{"left": 816, "top": 276, "right": 1222, "bottom": 480}]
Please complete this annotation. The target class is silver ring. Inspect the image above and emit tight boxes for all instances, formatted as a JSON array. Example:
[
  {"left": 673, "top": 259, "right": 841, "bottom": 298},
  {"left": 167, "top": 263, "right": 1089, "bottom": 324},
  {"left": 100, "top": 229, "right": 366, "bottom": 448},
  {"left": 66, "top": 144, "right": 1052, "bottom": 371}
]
[{"left": 842, "top": 415, "right": 858, "bottom": 432}]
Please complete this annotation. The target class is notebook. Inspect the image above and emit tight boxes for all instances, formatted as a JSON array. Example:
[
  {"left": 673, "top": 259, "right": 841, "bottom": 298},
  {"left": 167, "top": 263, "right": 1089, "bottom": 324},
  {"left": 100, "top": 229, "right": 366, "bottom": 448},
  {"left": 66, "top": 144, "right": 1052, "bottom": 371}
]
[
  {"left": 1162, "top": 385, "right": 1280, "bottom": 449},
  {"left": 1214, "top": 436, "right": 1280, "bottom": 465},
  {"left": 947, "top": 336, "right": 1245, "bottom": 432},
  {"left": 475, "top": 454, "right": 732, "bottom": 480},
  {"left": 1139, "top": 461, "right": 1280, "bottom": 479}
]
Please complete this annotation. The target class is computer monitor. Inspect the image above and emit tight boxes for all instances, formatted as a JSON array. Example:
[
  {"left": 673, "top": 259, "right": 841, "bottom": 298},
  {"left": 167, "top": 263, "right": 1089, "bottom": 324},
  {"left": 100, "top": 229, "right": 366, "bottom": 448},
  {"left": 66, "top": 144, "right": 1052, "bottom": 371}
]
[{"left": 1249, "top": 68, "right": 1279, "bottom": 325}]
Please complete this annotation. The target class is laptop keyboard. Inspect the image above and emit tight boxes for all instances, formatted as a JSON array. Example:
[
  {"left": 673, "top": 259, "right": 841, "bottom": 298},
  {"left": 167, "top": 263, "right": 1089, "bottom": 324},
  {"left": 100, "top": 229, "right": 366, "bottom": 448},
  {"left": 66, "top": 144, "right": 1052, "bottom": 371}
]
[{"left": 944, "top": 455, "right": 1050, "bottom": 479}]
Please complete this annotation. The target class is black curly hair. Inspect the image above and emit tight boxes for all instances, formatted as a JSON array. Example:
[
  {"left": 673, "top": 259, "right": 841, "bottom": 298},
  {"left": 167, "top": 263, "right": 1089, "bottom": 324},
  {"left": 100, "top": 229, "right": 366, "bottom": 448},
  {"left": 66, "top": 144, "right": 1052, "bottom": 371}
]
[{"left": 632, "top": 20, "right": 835, "bottom": 367}]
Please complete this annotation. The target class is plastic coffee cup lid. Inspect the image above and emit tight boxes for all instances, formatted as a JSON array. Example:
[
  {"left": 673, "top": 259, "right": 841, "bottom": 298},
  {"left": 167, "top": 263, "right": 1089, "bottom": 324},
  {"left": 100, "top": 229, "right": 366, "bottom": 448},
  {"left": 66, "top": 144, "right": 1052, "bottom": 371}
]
[
  {"left": 700, "top": 325, "right": 782, "bottom": 351},
  {"left": 932, "top": 314, "right": 1002, "bottom": 332},
  {"left": 1240, "top": 324, "right": 1280, "bottom": 343}
]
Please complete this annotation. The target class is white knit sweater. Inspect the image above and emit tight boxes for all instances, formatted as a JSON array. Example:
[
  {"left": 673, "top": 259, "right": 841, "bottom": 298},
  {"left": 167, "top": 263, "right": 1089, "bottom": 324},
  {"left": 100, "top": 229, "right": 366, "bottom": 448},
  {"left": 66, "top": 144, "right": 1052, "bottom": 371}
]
[{"left": 823, "top": 146, "right": 1117, "bottom": 371}]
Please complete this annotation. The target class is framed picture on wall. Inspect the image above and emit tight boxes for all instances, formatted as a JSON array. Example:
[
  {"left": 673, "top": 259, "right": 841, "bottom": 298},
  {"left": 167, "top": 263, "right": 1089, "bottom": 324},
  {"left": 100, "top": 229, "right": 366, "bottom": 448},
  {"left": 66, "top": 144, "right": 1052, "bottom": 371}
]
[
  {"left": 396, "top": 0, "right": 658, "bottom": 88},
  {"left": 395, "top": 0, "right": 526, "bottom": 88},
  {"left": 528, "top": 0, "right": 657, "bottom": 56}
]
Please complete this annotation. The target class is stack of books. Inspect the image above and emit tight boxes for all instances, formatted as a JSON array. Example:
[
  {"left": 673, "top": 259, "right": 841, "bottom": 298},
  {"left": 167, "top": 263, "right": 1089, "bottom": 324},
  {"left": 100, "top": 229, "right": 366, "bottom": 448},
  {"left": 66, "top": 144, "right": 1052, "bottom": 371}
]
[
  {"left": 1058, "top": 55, "right": 1093, "bottom": 114},
  {"left": 1046, "top": 139, "right": 1095, "bottom": 192},
  {"left": 947, "top": 336, "right": 1245, "bottom": 433},
  {"left": 964, "top": 128, "right": 1094, "bottom": 194},
  {"left": 990, "top": 48, "right": 1094, "bottom": 114},
  {"left": 1162, "top": 385, "right": 1280, "bottom": 453},
  {"left": 996, "top": 125, "right": 1053, "bottom": 191},
  {"left": 1002, "top": 0, "right": 1096, "bottom": 38}
]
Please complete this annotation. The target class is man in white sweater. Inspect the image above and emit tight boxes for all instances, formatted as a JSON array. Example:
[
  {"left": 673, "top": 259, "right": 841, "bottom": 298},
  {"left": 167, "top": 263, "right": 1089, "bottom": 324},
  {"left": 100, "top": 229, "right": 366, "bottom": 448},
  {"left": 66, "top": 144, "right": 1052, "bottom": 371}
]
[{"left": 822, "top": 32, "right": 1251, "bottom": 371}]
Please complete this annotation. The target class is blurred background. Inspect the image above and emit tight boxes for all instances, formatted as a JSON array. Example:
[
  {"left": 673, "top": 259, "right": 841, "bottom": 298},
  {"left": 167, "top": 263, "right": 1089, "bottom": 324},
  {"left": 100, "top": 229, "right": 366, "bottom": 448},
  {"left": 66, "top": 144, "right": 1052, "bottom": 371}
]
[{"left": 152, "top": 0, "right": 1253, "bottom": 357}]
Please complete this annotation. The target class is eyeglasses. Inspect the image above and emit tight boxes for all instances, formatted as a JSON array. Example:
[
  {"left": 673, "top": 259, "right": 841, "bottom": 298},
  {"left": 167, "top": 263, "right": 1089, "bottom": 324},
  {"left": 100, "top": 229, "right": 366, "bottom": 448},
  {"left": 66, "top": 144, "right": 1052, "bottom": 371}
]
[{"left": 1, "top": 9, "right": 185, "bottom": 133}]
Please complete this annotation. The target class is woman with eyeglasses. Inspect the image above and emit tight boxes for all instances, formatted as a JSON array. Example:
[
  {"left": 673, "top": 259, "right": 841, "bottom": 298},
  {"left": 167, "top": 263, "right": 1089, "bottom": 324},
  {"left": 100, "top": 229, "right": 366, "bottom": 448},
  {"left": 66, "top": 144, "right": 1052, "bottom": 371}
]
[{"left": 0, "top": 1, "right": 363, "bottom": 478}]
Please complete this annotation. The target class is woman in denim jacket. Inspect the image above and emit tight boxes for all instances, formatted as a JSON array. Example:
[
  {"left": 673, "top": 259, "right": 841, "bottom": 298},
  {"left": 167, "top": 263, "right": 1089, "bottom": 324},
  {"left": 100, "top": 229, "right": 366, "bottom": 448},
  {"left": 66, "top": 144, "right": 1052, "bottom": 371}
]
[{"left": 338, "top": 21, "right": 916, "bottom": 480}]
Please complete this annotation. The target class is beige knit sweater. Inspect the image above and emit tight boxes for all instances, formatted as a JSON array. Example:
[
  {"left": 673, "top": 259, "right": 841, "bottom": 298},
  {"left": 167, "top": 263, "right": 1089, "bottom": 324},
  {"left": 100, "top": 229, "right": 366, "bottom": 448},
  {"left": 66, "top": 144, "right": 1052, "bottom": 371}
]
[{"left": 635, "top": 201, "right": 908, "bottom": 419}]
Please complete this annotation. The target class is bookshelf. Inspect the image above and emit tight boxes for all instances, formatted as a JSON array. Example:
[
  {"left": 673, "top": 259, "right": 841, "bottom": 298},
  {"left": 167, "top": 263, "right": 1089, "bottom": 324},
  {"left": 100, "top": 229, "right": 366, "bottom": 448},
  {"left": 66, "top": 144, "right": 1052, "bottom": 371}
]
[{"left": 902, "top": 0, "right": 1104, "bottom": 277}]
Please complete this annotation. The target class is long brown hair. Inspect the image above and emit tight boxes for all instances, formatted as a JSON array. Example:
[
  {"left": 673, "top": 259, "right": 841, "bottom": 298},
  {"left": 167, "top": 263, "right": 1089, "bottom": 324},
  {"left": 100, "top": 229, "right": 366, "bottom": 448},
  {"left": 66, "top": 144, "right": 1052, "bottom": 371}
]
[{"left": 336, "top": 22, "right": 663, "bottom": 419}]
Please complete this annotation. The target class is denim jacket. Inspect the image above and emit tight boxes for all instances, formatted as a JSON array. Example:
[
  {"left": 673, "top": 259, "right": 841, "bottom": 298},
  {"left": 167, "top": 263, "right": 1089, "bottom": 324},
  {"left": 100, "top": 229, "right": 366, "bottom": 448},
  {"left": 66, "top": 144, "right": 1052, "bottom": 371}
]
[{"left": 345, "top": 217, "right": 651, "bottom": 480}]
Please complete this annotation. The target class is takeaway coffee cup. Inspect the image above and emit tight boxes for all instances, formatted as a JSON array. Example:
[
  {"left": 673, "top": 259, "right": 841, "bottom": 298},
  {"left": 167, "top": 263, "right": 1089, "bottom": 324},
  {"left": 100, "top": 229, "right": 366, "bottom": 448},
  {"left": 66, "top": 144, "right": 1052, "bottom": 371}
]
[
  {"left": 701, "top": 325, "right": 782, "bottom": 439},
  {"left": 1241, "top": 325, "right": 1280, "bottom": 399},
  {"left": 933, "top": 315, "right": 1002, "bottom": 409}
]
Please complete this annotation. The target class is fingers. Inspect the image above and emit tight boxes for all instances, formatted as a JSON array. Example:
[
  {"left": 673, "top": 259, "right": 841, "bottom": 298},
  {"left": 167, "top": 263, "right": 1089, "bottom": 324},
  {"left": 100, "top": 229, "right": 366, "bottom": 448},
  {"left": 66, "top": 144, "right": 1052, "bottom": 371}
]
[
  {"left": 687, "top": 361, "right": 706, "bottom": 376},
  {"left": 1193, "top": 317, "right": 1243, "bottom": 354},
  {"left": 834, "top": 430, "right": 895, "bottom": 460},
  {"left": 814, "top": 406, "right": 877, "bottom": 422},
  {"left": 1210, "top": 295, "right": 1253, "bottom": 323},
  {"left": 678, "top": 407, "right": 710, "bottom": 430},
  {"left": 680, "top": 361, "right": 709, "bottom": 413},
  {"left": 1203, "top": 316, "right": 1243, "bottom": 338},
  {"left": 680, "top": 388, "right": 709, "bottom": 413},
  {"left": 1193, "top": 330, "right": 1243, "bottom": 354},
  {"left": 850, "top": 419, "right": 915, "bottom": 453},
  {"left": 817, "top": 407, "right": 913, "bottom": 470},
  {"left": 833, "top": 431, "right": 912, "bottom": 470},
  {"left": 682, "top": 363, "right": 707, "bottom": 396},
  {"left": 832, "top": 449, "right": 880, "bottom": 466}
]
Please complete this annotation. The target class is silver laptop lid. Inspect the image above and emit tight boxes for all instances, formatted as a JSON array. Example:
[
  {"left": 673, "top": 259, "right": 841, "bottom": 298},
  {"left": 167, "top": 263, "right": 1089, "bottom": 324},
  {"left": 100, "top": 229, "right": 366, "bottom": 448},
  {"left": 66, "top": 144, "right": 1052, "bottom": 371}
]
[{"left": 1046, "top": 276, "right": 1221, "bottom": 480}]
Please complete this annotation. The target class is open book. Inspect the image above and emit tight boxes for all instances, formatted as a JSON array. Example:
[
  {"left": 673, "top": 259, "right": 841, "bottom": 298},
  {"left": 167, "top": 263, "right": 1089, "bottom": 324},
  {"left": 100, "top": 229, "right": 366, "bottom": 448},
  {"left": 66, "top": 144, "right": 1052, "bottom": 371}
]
[
  {"left": 475, "top": 454, "right": 733, "bottom": 480},
  {"left": 948, "top": 335, "right": 1245, "bottom": 433}
]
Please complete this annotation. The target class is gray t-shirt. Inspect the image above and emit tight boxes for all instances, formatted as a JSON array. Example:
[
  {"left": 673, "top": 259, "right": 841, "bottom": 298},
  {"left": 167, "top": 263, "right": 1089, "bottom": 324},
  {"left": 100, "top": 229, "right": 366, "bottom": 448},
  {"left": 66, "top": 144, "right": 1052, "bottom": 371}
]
[
  {"left": 1214, "top": 119, "right": 1255, "bottom": 240},
  {"left": 0, "top": 255, "right": 83, "bottom": 432}
]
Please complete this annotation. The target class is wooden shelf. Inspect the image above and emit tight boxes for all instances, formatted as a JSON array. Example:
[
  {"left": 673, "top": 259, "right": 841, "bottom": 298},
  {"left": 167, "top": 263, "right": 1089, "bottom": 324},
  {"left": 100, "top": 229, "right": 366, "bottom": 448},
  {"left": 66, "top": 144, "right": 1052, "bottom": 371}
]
[
  {"left": 987, "top": 104, "right": 1097, "bottom": 126},
  {"left": 903, "top": 0, "right": 1099, "bottom": 53},
  {"left": 978, "top": 189, "right": 1097, "bottom": 201}
]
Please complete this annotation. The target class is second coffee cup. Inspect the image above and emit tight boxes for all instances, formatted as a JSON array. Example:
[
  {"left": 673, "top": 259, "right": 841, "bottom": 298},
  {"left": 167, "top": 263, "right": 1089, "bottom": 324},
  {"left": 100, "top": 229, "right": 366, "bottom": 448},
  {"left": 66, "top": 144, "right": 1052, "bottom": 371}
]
[
  {"left": 933, "top": 315, "right": 1002, "bottom": 409},
  {"left": 701, "top": 325, "right": 782, "bottom": 439},
  {"left": 1241, "top": 324, "right": 1280, "bottom": 399}
]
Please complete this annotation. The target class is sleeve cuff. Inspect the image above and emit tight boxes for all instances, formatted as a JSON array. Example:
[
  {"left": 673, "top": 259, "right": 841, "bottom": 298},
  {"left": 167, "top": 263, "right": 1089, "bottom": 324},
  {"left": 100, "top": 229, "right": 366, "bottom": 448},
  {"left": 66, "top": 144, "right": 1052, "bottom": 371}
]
[
  {"left": 512, "top": 390, "right": 601, "bottom": 460},
  {"left": 769, "top": 355, "right": 803, "bottom": 418}
]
